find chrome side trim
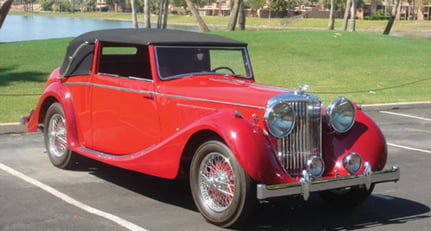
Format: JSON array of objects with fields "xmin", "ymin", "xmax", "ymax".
[
  {"xmin": 65, "ymin": 82, "xmax": 265, "ymax": 109},
  {"xmin": 78, "ymin": 146, "xmax": 155, "ymax": 159},
  {"xmin": 257, "ymin": 164, "xmax": 400, "ymax": 200}
]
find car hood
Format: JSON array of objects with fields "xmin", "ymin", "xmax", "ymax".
[{"xmin": 158, "ymin": 75, "xmax": 291, "ymax": 109}]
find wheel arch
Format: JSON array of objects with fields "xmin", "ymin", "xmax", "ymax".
[
  {"xmin": 35, "ymin": 84, "xmax": 81, "ymax": 151},
  {"xmin": 178, "ymin": 110, "xmax": 292, "ymax": 185},
  {"xmin": 180, "ymin": 129, "xmax": 223, "ymax": 176},
  {"xmin": 37, "ymin": 96, "xmax": 59, "ymax": 129}
]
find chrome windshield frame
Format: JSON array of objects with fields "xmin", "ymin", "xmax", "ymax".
[{"xmin": 154, "ymin": 45, "xmax": 254, "ymax": 80}]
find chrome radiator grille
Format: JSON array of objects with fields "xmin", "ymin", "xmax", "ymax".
[{"xmin": 276, "ymin": 100, "xmax": 322, "ymax": 177}]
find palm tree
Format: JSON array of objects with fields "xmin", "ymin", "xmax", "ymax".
[
  {"xmin": 144, "ymin": 0, "xmax": 151, "ymax": 28},
  {"xmin": 131, "ymin": 0, "xmax": 138, "ymax": 28},
  {"xmin": 0, "ymin": 0, "xmax": 14, "ymax": 30},
  {"xmin": 328, "ymin": 0, "xmax": 336, "ymax": 30},
  {"xmin": 227, "ymin": 0, "xmax": 241, "ymax": 31},
  {"xmin": 184, "ymin": 0, "xmax": 209, "ymax": 32},
  {"xmin": 349, "ymin": 0, "xmax": 358, "ymax": 31},
  {"xmin": 383, "ymin": 0, "xmax": 401, "ymax": 35},
  {"xmin": 342, "ymin": 0, "xmax": 352, "ymax": 31}
]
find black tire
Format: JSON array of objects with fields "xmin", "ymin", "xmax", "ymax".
[
  {"xmin": 44, "ymin": 103, "xmax": 77, "ymax": 169},
  {"xmin": 319, "ymin": 184, "xmax": 375, "ymax": 208},
  {"xmin": 190, "ymin": 140, "xmax": 255, "ymax": 227}
]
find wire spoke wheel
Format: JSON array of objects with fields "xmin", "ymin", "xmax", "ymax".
[
  {"xmin": 47, "ymin": 113, "xmax": 67, "ymax": 158},
  {"xmin": 199, "ymin": 152, "xmax": 235, "ymax": 212},
  {"xmin": 44, "ymin": 103, "xmax": 76, "ymax": 169},
  {"xmin": 190, "ymin": 140, "xmax": 255, "ymax": 227}
]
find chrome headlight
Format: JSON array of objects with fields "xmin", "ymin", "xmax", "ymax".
[
  {"xmin": 307, "ymin": 156, "xmax": 325, "ymax": 178},
  {"xmin": 325, "ymin": 96, "xmax": 356, "ymax": 133},
  {"xmin": 264, "ymin": 102, "xmax": 295, "ymax": 138},
  {"xmin": 343, "ymin": 152, "xmax": 362, "ymax": 174}
]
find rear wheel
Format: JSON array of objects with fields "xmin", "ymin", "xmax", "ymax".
[
  {"xmin": 319, "ymin": 184, "xmax": 375, "ymax": 208},
  {"xmin": 44, "ymin": 103, "xmax": 77, "ymax": 169},
  {"xmin": 190, "ymin": 140, "xmax": 255, "ymax": 227}
]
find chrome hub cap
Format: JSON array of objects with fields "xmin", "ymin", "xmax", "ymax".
[
  {"xmin": 199, "ymin": 152, "xmax": 235, "ymax": 212},
  {"xmin": 48, "ymin": 113, "xmax": 67, "ymax": 158}
]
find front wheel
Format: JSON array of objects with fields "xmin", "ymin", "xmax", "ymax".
[
  {"xmin": 44, "ymin": 103, "xmax": 77, "ymax": 169},
  {"xmin": 319, "ymin": 184, "xmax": 375, "ymax": 208},
  {"xmin": 190, "ymin": 140, "xmax": 255, "ymax": 227}
]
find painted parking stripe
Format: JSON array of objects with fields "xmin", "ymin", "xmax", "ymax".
[
  {"xmin": 380, "ymin": 111, "xmax": 431, "ymax": 122},
  {"xmin": 373, "ymin": 194, "xmax": 395, "ymax": 200},
  {"xmin": 0, "ymin": 162, "xmax": 148, "ymax": 231},
  {"xmin": 388, "ymin": 143, "xmax": 431, "ymax": 154}
]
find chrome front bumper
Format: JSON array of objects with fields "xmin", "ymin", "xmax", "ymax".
[{"xmin": 257, "ymin": 163, "xmax": 400, "ymax": 200}]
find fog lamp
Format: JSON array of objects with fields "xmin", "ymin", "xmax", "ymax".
[
  {"xmin": 306, "ymin": 156, "xmax": 325, "ymax": 178},
  {"xmin": 343, "ymin": 152, "xmax": 362, "ymax": 174}
]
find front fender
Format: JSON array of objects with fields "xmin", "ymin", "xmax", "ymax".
[
  {"xmin": 28, "ymin": 80, "xmax": 80, "ymax": 151},
  {"xmin": 193, "ymin": 109, "xmax": 294, "ymax": 185},
  {"xmin": 323, "ymin": 108, "xmax": 388, "ymax": 176}
]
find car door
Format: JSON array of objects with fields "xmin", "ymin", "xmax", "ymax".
[{"xmin": 88, "ymin": 43, "xmax": 160, "ymax": 155}]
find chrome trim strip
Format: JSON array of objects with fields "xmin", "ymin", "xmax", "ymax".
[
  {"xmin": 257, "ymin": 165, "xmax": 400, "ymax": 200},
  {"xmin": 158, "ymin": 92, "xmax": 265, "ymax": 109},
  {"xmin": 60, "ymin": 41, "xmax": 91, "ymax": 79},
  {"xmin": 78, "ymin": 146, "xmax": 155, "ymax": 158},
  {"xmin": 65, "ymin": 82, "xmax": 265, "ymax": 109}
]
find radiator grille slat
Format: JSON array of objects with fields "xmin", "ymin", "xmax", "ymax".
[{"xmin": 277, "ymin": 100, "xmax": 322, "ymax": 177}]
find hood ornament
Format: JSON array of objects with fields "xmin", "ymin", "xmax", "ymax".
[{"xmin": 295, "ymin": 85, "xmax": 310, "ymax": 95}]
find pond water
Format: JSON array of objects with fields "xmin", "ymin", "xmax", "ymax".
[
  {"xmin": 1, "ymin": 15, "xmax": 430, "ymax": 42},
  {"xmin": 0, "ymin": 15, "xmax": 198, "ymax": 43}
]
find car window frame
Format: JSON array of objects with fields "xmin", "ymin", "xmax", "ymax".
[{"xmin": 154, "ymin": 45, "xmax": 254, "ymax": 81}]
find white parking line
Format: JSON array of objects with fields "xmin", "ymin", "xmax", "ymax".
[
  {"xmin": 388, "ymin": 143, "xmax": 431, "ymax": 154},
  {"xmin": 373, "ymin": 194, "xmax": 395, "ymax": 200},
  {"xmin": 0, "ymin": 162, "xmax": 148, "ymax": 231},
  {"xmin": 380, "ymin": 111, "xmax": 431, "ymax": 122}
]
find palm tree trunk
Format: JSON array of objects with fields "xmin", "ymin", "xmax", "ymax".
[
  {"xmin": 342, "ymin": 0, "xmax": 352, "ymax": 31},
  {"xmin": 349, "ymin": 0, "xmax": 357, "ymax": 32},
  {"xmin": 0, "ymin": 0, "xmax": 14, "ymax": 30},
  {"xmin": 383, "ymin": 0, "xmax": 401, "ymax": 35},
  {"xmin": 163, "ymin": 0, "xmax": 169, "ymax": 29},
  {"xmin": 238, "ymin": 0, "xmax": 245, "ymax": 30},
  {"xmin": 227, "ymin": 0, "xmax": 240, "ymax": 31},
  {"xmin": 144, "ymin": 0, "xmax": 151, "ymax": 28},
  {"xmin": 131, "ymin": 0, "xmax": 138, "ymax": 28},
  {"xmin": 328, "ymin": 0, "xmax": 336, "ymax": 30},
  {"xmin": 184, "ymin": 0, "xmax": 209, "ymax": 32}
]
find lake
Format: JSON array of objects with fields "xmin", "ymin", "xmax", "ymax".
[
  {"xmin": 0, "ymin": 15, "xmax": 198, "ymax": 43},
  {"xmin": 1, "ymin": 15, "xmax": 430, "ymax": 42}
]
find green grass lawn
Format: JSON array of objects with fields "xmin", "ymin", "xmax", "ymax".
[{"xmin": 1, "ymin": 30, "xmax": 430, "ymax": 123}]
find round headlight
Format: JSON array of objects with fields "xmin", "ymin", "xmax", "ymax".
[
  {"xmin": 264, "ymin": 102, "xmax": 295, "ymax": 138},
  {"xmin": 307, "ymin": 156, "xmax": 325, "ymax": 178},
  {"xmin": 325, "ymin": 96, "xmax": 356, "ymax": 133},
  {"xmin": 343, "ymin": 152, "xmax": 362, "ymax": 174}
]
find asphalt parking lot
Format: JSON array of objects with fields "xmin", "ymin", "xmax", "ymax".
[{"xmin": 0, "ymin": 105, "xmax": 430, "ymax": 231}]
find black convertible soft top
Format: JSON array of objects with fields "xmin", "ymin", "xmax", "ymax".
[
  {"xmin": 60, "ymin": 28, "xmax": 247, "ymax": 77},
  {"xmin": 70, "ymin": 28, "xmax": 247, "ymax": 46}
]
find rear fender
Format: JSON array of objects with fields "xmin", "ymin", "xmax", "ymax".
[{"xmin": 29, "ymin": 81, "xmax": 80, "ymax": 150}]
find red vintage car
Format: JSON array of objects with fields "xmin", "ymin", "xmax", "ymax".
[{"xmin": 25, "ymin": 28, "xmax": 400, "ymax": 227}]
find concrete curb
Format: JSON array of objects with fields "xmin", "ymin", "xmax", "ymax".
[
  {"xmin": 361, "ymin": 101, "xmax": 431, "ymax": 111},
  {"xmin": 0, "ymin": 123, "xmax": 28, "ymax": 135},
  {"xmin": 1, "ymin": 101, "xmax": 430, "ymax": 135}
]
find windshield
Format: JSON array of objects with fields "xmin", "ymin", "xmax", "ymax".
[{"xmin": 155, "ymin": 46, "xmax": 253, "ymax": 79}]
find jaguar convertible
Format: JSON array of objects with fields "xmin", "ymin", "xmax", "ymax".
[{"xmin": 25, "ymin": 28, "xmax": 400, "ymax": 227}]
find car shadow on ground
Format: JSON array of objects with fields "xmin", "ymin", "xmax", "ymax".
[{"xmin": 74, "ymin": 157, "xmax": 430, "ymax": 231}]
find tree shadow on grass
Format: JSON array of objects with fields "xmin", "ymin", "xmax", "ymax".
[
  {"xmin": 72, "ymin": 157, "xmax": 430, "ymax": 230},
  {"xmin": 0, "ymin": 66, "xmax": 47, "ymax": 87}
]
